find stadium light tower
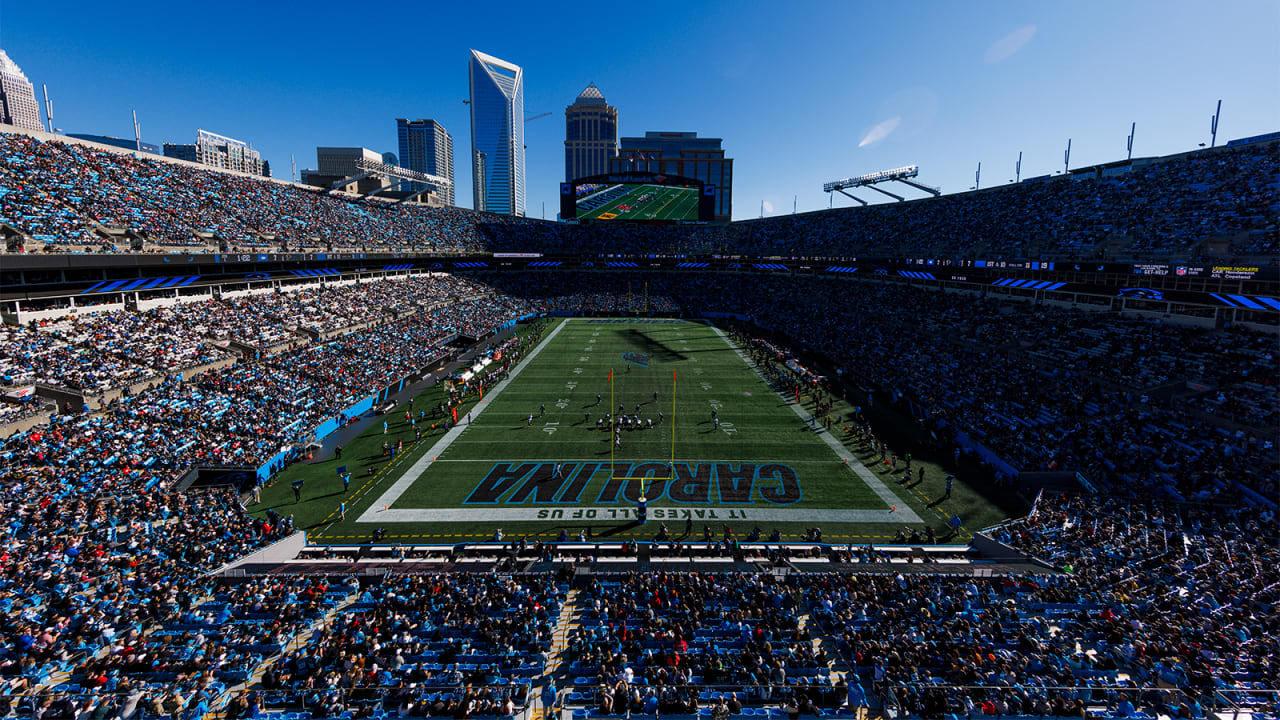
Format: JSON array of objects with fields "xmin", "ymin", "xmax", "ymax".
[
  {"xmin": 823, "ymin": 164, "xmax": 939, "ymax": 206},
  {"xmin": 1064, "ymin": 138, "xmax": 1072, "ymax": 175},
  {"xmin": 1127, "ymin": 122, "xmax": 1136, "ymax": 160},
  {"xmin": 1015, "ymin": 151, "xmax": 1022, "ymax": 183}
]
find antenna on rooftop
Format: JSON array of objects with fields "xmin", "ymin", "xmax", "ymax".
[
  {"xmin": 1210, "ymin": 100, "xmax": 1222, "ymax": 148},
  {"xmin": 42, "ymin": 84, "xmax": 53, "ymax": 133}
]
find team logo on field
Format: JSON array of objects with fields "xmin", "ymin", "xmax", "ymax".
[
  {"xmin": 622, "ymin": 352, "xmax": 651, "ymax": 367},
  {"xmin": 463, "ymin": 462, "xmax": 802, "ymax": 506}
]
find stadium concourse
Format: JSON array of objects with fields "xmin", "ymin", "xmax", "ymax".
[{"xmin": 0, "ymin": 127, "xmax": 1277, "ymax": 718}]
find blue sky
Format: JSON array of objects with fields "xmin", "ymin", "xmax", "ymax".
[{"xmin": 2, "ymin": 0, "xmax": 1277, "ymax": 220}]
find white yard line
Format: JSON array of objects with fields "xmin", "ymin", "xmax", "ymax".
[
  {"xmin": 707, "ymin": 323, "xmax": 923, "ymax": 524},
  {"xmin": 357, "ymin": 319, "xmax": 568, "ymax": 522}
]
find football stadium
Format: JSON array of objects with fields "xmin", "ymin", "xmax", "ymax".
[{"xmin": 0, "ymin": 4, "xmax": 1278, "ymax": 719}]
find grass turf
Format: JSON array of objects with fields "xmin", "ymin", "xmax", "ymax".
[
  {"xmin": 250, "ymin": 318, "xmax": 1012, "ymax": 544},
  {"xmin": 579, "ymin": 185, "xmax": 699, "ymax": 221}
]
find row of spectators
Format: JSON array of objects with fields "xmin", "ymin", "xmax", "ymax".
[{"xmin": 4, "ymin": 130, "xmax": 1275, "ymax": 260}]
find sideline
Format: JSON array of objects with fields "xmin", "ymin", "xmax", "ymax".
[
  {"xmin": 357, "ymin": 319, "xmax": 569, "ymax": 522},
  {"xmin": 707, "ymin": 323, "xmax": 923, "ymax": 524}
]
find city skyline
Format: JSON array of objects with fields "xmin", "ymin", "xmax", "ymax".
[{"xmin": 1, "ymin": 0, "xmax": 1278, "ymax": 220}]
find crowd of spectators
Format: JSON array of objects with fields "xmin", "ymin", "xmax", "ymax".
[
  {"xmin": 0, "ymin": 324, "xmax": 156, "ymax": 392},
  {"xmin": 724, "ymin": 140, "xmax": 1279, "ymax": 261},
  {"xmin": 5, "ymin": 130, "xmax": 1275, "ymax": 261},
  {"xmin": 540, "ymin": 483, "xmax": 1278, "ymax": 720},
  {"xmin": 0, "ymin": 132, "xmax": 537, "ymax": 252},
  {"xmin": 0, "ymin": 264, "xmax": 1277, "ymax": 718},
  {"xmin": 0, "ymin": 486, "xmax": 295, "ymax": 701},
  {"xmin": 0, "ymin": 485, "xmax": 1274, "ymax": 719},
  {"xmin": 0, "ymin": 273, "xmax": 544, "ymax": 713},
  {"xmin": 0, "ymin": 275, "xmax": 524, "ymax": 396},
  {"xmin": 257, "ymin": 574, "xmax": 560, "ymax": 712}
]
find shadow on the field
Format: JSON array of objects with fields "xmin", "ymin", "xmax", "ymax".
[{"xmin": 625, "ymin": 329, "xmax": 690, "ymax": 362}]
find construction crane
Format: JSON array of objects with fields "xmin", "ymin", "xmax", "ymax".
[{"xmin": 522, "ymin": 112, "xmax": 551, "ymax": 149}]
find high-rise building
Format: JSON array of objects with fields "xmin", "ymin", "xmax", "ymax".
[
  {"xmin": 0, "ymin": 50, "xmax": 42, "ymax": 132},
  {"xmin": 564, "ymin": 83, "xmax": 617, "ymax": 182},
  {"xmin": 164, "ymin": 129, "xmax": 267, "ymax": 176},
  {"xmin": 609, "ymin": 131, "xmax": 734, "ymax": 220},
  {"xmin": 468, "ymin": 49, "xmax": 524, "ymax": 216},
  {"xmin": 396, "ymin": 119, "xmax": 454, "ymax": 205},
  {"xmin": 300, "ymin": 147, "xmax": 387, "ymax": 194}
]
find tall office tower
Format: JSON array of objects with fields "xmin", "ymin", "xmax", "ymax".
[
  {"xmin": 396, "ymin": 118, "xmax": 454, "ymax": 205},
  {"xmin": 564, "ymin": 82, "xmax": 617, "ymax": 182},
  {"xmin": 0, "ymin": 50, "xmax": 42, "ymax": 132},
  {"xmin": 610, "ymin": 131, "xmax": 734, "ymax": 220},
  {"xmin": 468, "ymin": 49, "xmax": 524, "ymax": 216}
]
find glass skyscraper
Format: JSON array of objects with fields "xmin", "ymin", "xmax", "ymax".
[
  {"xmin": 468, "ymin": 50, "xmax": 524, "ymax": 216},
  {"xmin": 397, "ymin": 119, "xmax": 455, "ymax": 205}
]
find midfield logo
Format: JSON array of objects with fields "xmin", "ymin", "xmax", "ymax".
[
  {"xmin": 622, "ymin": 352, "xmax": 651, "ymax": 367},
  {"xmin": 463, "ymin": 462, "xmax": 802, "ymax": 506}
]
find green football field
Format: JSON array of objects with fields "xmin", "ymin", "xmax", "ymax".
[
  {"xmin": 251, "ymin": 318, "xmax": 1012, "ymax": 545},
  {"xmin": 579, "ymin": 184, "xmax": 700, "ymax": 221}
]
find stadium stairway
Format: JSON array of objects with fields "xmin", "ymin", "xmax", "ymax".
[
  {"xmin": 529, "ymin": 589, "xmax": 583, "ymax": 720},
  {"xmin": 799, "ymin": 611, "xmax": 882, "ymax": 718},
  {"xmin": 548, "ymin": 588, "xmax": 582, "ymax": 677}
]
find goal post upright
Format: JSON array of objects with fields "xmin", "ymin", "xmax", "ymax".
[
  {"xmin": 609, "ymin": 367, "xmax": 614, "ymax": 472},
  {"xmin": 670, "ymin": 368, "xmax": 677, "ymax": 470}
]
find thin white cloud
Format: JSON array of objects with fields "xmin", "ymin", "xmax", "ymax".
[
  {"xmin": 985, "ymin": 25, "xmax": 1037, "ymax": 64},
  {"xmin": 858, "ymin": 116, "xmax": 901, "ymax": 147}
]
